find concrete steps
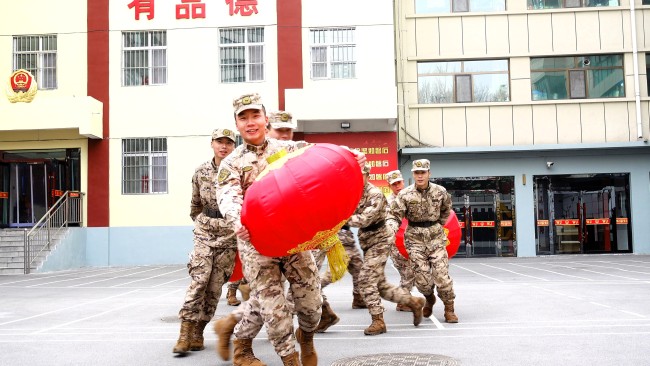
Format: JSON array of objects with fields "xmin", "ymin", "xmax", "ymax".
[{"xmin": 0, "ymin": 228, "xmax": 65, "ymax": 275}]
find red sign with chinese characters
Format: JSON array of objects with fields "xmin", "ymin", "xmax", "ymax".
[
  {"xmin": 176, "ymin": 0, "xmax": 205, "ymax": 19},
  {"xmin": 0, "ymin": 192, "xmax": 8, "ymax": 199},
  {"xmin": 226, "ymin": 0, "xmax": 258, "ymax": 16},
  {"xmin": 471, "ymin": 221, "xmax": 495, "ymax": 228},
  {"xmin": 586, "ymin": 218, "xmax": 610, "ymax": 225},
  {"xmin": 128, "ymin": 0, "xmax": 155, "ymax": 20},
  {"xmin": 500, "ymin": 220, "xmax": 513, "ymax": 227},
  {"xmin": 304, "ymin": 132, "xmax": 398, "ymax": 196},
  {"xmin": 616, "ymin": 217, "xmax": 628, "ymax": 224},
  {"xmin": 537, "ymin": 220, "xmax": 549, "ymax": 227},
  {"xmin": 554, "ymin": 219, "xmax": 579, "ymax": 226}
]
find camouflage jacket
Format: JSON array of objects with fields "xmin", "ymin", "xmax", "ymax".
[
  {"xmin": 387, "ymin": 183, "xmax": 452, "ymax": 233},
  {"xmin": 216, "ymin": 138, "xmax": 308, "ymax": 226},
  {"xmin": 190, "ymin": 158, "xmax": 236, "ymax": 248},
  {"xmin": 348, "ymin": 181, "xmax": 388, "ymax": 232}
]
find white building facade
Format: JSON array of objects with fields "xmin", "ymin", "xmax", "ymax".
[
  {"xmin": 1, "ymin": 0, "xmax": 398, "ymax": 268},
  {"xmin": 395, "ymin": 0, "xmax": 650, "ymax": 257}
]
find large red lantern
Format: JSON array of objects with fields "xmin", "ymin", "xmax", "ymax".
[
  {"xmin": 395, "ymin": 210, "xmax": 462, "ymax": 259},
  {"xmin": 241, "ymin": 143, "xmax": 364, "ymax": 280},
  {"xmin": 228, "ymin": 251, "xmax": 243, "ymax": 282}
]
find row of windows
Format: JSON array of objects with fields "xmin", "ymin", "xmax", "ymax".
[
  {"xmin": 12, "ymin": 27, "xmax": 357, "ymax": 89},
  {"xmin": 415, "ymin": 0, "xmax": 621, "ymax": 13},
  {"xmin": 417, "ymin": 54, "xmax": 627, "ymax": 104}
]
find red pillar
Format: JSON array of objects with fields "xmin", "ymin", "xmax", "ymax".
[{"xmin": 277, "ymin": 0, "xmax": 303, "ymax": 110}]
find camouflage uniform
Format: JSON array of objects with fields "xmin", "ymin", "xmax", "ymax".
[
  {"xmin": 387, "ymin": 192, "xmax": 415, "ymax": 292},
  {"xmin": 348, "ymin": 180, "xmax": 415, "ymax": 316},
  {"xmin": 179, "ymin": 156, "xmax": 237, "ymax": 323},
  {"xmin": 217, "ymin": 137, "xmax": 321, "ymax": 357},
  {"xmin": 316, "ymin": 227, "xmax": 363, "ymax": 296},
  {"xmin": 387, "ymin": 163, "xmax": 456, "ymax": 304}
]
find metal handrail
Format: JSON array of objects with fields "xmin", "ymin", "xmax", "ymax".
[{"xmin": 23, "ymin": 191, "xmax": 84, "ymax": 274}]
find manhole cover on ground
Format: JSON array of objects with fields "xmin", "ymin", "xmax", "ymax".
[{"xmin": 331, "ymin": 353, "xmax": 460, "ymax": 366}]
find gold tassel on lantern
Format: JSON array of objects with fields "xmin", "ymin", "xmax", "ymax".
[{"xmin": 287, "ymin": 219, "xmax": 350, "ymax": 282}]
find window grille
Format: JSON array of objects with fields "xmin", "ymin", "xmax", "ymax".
[
  {"xmin": 219, "ymin": 27, "xmax": 265, "ymax": 83},
  {"xmin": 13, "ymin": 35, "xmax": 57, "ymax": 89},
  {"xmin": 309, "ymin": 28, "xmax": 356, "ymax": 79},
  {"xmin": 122, "ymin": 30, "xmax": 167, "ymax": 86},
  {"xmin": 122, "ymin": 138, "xmax": 168, "ymax": 194}
]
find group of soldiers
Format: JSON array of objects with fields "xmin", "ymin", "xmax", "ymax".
[{"xmin": 173, "ymin": 93, "xmax": 458, "ymax": 366}]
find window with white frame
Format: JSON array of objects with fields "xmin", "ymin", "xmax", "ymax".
[
  {"xmin": 417, "ymin": 60, "xmax": 510, "ymax": 103},
  {"xmin": 528, "ymin": 0, "xmax": 617, "ymax": 9},
  {"xmin": 122, "ymin": 30, "xmax": 167, "ymax": 87},
  {"xmin": 219, "ymin": 27, "xmax": 264, "ymax": 83},
  {"xmin": 310, "ymin": 28, "xmax": 356, "ymax": 79},
  {"xmin": 13, "ymin": 35, "xmax": 57, "ymax": 89},
  {"xmin": 416, "ymin": 0, "xmax": 506, "ymax": 13},
  {"xmin": 122, "ymin": 138, "xmax": 168, "ymax": 194}
]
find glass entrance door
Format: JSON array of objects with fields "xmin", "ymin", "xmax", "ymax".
[
  {"xmin": 535, "ymin": 174, "xmax": 632, "ymax": 255},
  {"xmin": 0, "ymin": 164, "xmax": 9, "ymax": 227},
  {"xmin": 9, "ymin": 163, "xmax": 48, "ymax": 227}
]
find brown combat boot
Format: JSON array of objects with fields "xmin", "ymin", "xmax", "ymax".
[
  {"xmin": 239, "ymin": 283, "xmax": 251, "ymax": 301},
  {"xmin": 352, "ymin": 292, "xmax": 367, "ymax": 309},
  {"xmin": 315, "ymin": 300, "xmax": 340, "ymax": 333},
  {"xmin": 363, "ymin": 313, "xmax": 387, "ymax": 335},
  {"xmin": 295, "ymin": 328, "xmax": 318, "ymax": 366},
  {"xmin": 214, "ymin": 314, "xmax": 238, "ymax": 360},
  {"xmin": 395, "ymin": 303, "xmax": 412, "ymax": 312},
  {"xmin": 189, "ymin": 320, "xmax": 208, "ymax": 351},
  {"xmin": 423, "ymin": 294, "xmax": 436, "ymax": 318},
  {"xmin": 227, "ymin": 287, "xmax": 241, "ymax": 306},
  {"xmin": 281, "ymin": 352, "xmax": 300, "ymax": 366},
  {"xmin": 173, "ymin": 320, "xmax": 195, "ymax": 354},
  {"xmin": 233, "ymin": 338, "xmax": 266, "ymax": 366},
  {"xmin": 408, "ymin": 297, "xmax": 425, "ymax": 326},
  {"xmin": 444, "ymin": 301, "xmax": 459, "ymax": 323}
]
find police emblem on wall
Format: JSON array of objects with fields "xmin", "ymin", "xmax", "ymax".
[{"xmin": 6, "ymin": 69, "xmax": 38, "ymax": 103}]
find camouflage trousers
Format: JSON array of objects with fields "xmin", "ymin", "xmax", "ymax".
[
  {"xmin": 358, "ymin": 227, "xmax": 414, "ymax": 316},
  {"xmin": 178, "ymin": 240, "xmax": 237, "ymax": 322},
  {"xmin": 389, "ymin": 244, "xmax": 414, "ymax": 291},
  {"xmin": 228, "ymin": 278, "xmax": 247, "ymax": 290},
  {"xmin": 233, "ymin": 239, "xmax": 322, "ymax": 357},
  {"xmin": 316, "ymin": 228, "xmax": 364, "ymax": 298},
  {"xmin": 405, "ymin": 225, "xmax": 455, "ymax": 303}
]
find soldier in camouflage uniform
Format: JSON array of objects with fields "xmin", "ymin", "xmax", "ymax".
[
  {"xmin": 387, "ymin": 159, "xmax": 459, "ymax": 323},
  {"xmin": 173, "ymin": 129, "xmax": 237, "ymax": 355},
  {"xmin": 348, "ymin": 164, "xmax": 425, "ymax": 336},
  {"xmin": 312, "ymin": 224, "xmax": 365, "ymax": 333},
  {"xmin": 215, "ymin": 93, "xmax": 367, "ymax": 366},
  {"xmin": 386, "ymin": 170, "xmax": 416, "ymax": 312},
  {"xmin": 267, "ymin": 110, "xmax": 296, "ymax": 141}
]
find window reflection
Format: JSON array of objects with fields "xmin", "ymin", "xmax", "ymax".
[{"xmin": 416, "ymin": 0, "xmax": 505, "ymax": 14}]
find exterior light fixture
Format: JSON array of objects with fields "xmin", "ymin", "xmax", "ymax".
[{"xmin": 340, "ymin": 122, "xmax": 351, "ymax": 129}]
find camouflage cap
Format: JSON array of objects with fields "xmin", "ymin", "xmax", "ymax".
[
  {"xmin": 233, "ymin": 93, "xmax": 264, "ymax": 115},
  {"xmin": 386, "ymin": 170, "xmax": 404, "ymax": 184},
  {"xmin": 411, "ymin": 159, "xmax": 430, "ymax": 172},
  {"xmin": 362, "ymin": 163, "xmax": 371, "ymax": 175},
  {"xmin": 268, "ymin": 111, "xmax": 296, "ymax": 130},
  {"xmin": 211, "ymin": 128, "xmax": 236, "ymax": 142}
]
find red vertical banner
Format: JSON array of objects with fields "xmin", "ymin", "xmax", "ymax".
[{"xmin": 304, "ymin": 132, "xmax": 398, "ymax": 196}]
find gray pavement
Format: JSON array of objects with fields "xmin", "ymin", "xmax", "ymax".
[{"xmin": 1, "ymin": 254, "xmax": 649, "ymax": 366}]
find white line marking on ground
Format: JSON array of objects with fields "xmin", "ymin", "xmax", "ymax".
[
  {"xmin": 0, "ymin": 268, "xmax": 114, "ymax": 286},
  {"xmin": 480, "ymin": 263, "xmax": 549, "ymax": 281},
  {"xmin": 452, "ymin": 264, "xmax": 504, "ymax": 282},
  {"xmin": 543, "ymin": 263, "xmax": 643, "ymax": 281},
  {"xmin": 110, "ymin": 267, "xmax": 186, "ymax": 288},
  {"xmin": 621, "ymin": 310, "xmax": 646, "ymax": 318},
  {"xmin": 32, "ymin": 288, "xmax": 183, "ymax": 334},
  {"xmin": 0, "ymin": 290, "xmax": 140, "ymax": 326},
  {"xmin": 25, "ymin": 267, "xmax": 135, "ymax": 287},
  {"xmin": 509, "ymin": 263, "xmax": 594, "ymax": 281},
  {"xmin": 589, "ymin": 302, "xmax": 611, "ymax": 308},
  {"xmin": 67, "ymin": 266, "xmax": 166, "ymax": 288}
]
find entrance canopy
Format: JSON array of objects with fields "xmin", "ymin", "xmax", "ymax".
[{"xmin": 0, "ymin": 96, "xmax": 103, "ymax": 139}]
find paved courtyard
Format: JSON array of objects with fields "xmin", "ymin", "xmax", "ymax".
[{"xmin": 1, "ymin": 254, "xmax": 649, "ymax": 365}]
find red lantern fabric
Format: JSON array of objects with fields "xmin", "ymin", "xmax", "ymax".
[
  {"xmin": 395, "ymin": 210, "xmax": 462, "ymax": 259},
  {"xmin": 228, "ymin": 251, "xmax": 243, "ymax": 282},
  {"xmin": 241, "ymin": 143, "xmax": 363, "ymax": 257}
]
